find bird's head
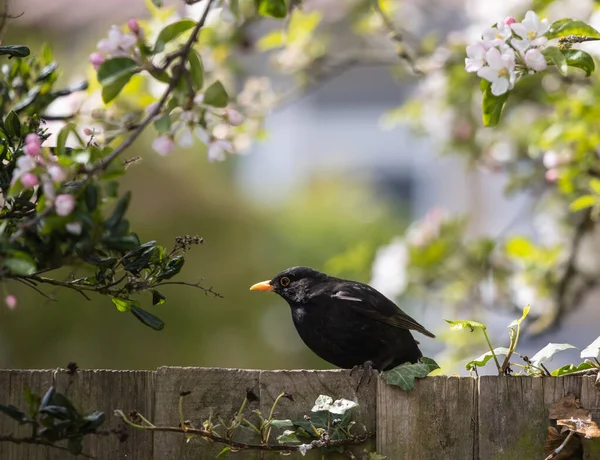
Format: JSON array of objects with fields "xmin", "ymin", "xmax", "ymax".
[{"xmin": 249, "ymin": 266, "xmax": 328, "ymax": 304}]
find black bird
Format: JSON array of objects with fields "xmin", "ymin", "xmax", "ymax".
[{"xmin": 250, "ymin": 266, "xmax": 435, "ymax": 373}]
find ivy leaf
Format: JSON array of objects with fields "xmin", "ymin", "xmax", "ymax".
[
  {"xmin": 153, "ymin": 19, "xmax": 196, "ymax": 54},
  {"xmin": 383, "ymin": 357, "xmax": 439, "ymax": 391},
  {"xmin": 465, "ymin": 347, "xmax": 511, "ymax": 371},
  {"xmin": 580, "ymin": 336, "xmax": 600, "ymax": 360},
  {"xmin": 130, "ymin": 305, "xmax": 165, "ymax": 331},
  {"xmin": 276, "ymin": 429, "xmax": 301, "ymax": 444},
  {"xmin": 257, "ymin": 0, "xmax": 287, "ymax": 18},
  {"xmin": 481, "ymin": 82, "xmax": 509, "ymax": 127},
  {"xmin": 545, "ymin": 19, "xmax": 600, "ymax": 39},
  {"xmin": 270, "ymin": 419, "xmax": 294, "ymax": 428},
  {"xmin": 543, "ymin": 46, "xmax": 568, "ymax": 76},
  {"xmin": 530, "ymin": 343, "xmax": 577, "ymax": 367},
  {"xmin": 552, "ymin": 362, "xmax": 595, "ymax": 376},
  {"xmin": 111, "ymin": 297, "xmax": 138, "ymax": 312},
  {"xmin": 329, "ymin": 398, "xmax": 358, "ymax": 415},
  {"xmin": 203, "ymin": 81, "xmax": 229, "ymax": 107},
  {"xmin": 188, "ymin": 50, "xmax": 204, "ymax": 91},
  {"xmin": 570, "ymin": 195, "xmax": 596, "ymax": 212},
  {"xmin": 562, "ymin": 49, "xmax": 595, "ymax": 76},
  {"xmin": 445, "ymin": 319, "xmax": 487, "ymax": 332}
]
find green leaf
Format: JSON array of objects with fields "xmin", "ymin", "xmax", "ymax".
[
  {"xmin": 67, "ymin": 437, "xmax": 83, "ymax": 455},
  {"xmin": 3, "ymin": 257, "xmax": 36, "ymax": 275},
  {"xmin": 105, "ymin": 191, "xmax": 131, "ymax": 231},
  {"xmin": 590, "ymin": 179, "xmax": 600, "ymax": 195},
  {"xmin": 530, "ymin": 343, "xmax": 577, "ymax": 367},
  {"xmin": 445, "ymin": 319, "xmax": 486, "ymax": 332},
  {"xmin": 329, "ymin": 398, "xmax": 358, "ymax": 415},
  {"xmin": 85, "ymin": 184, "xmax": 99, "ymax": 212},
  {"xmin": 276, "ymin": 429, "xmax": 301, "ymax": 444},
  {"xmin": 111, "ymin": 297, "xmax": 138, "ymax": 312},
  {"xmin": 508, "ymin": 305, "xmax": 530, "ymax": 328},
  {"xmin": 130, "ymin": 305, "xmax": 165, "ymax": 330},
  {"xmin": 152, "ymin": 0, "xmax": 163, "ymax": 6},
  {"xmin": 216, "ymin": 447, "xmax": 231, "ymax": 458},
  {"xmin": 188, "ymin": 50, "xmax": 204, "ymax": 91},
  {"xmin": 311, "ymin": 395, "xmax": 333, "ymax": 412},
  {"xmin": 505, "ymin": 236, "xmax": 535, "ymax": 259},
  {"xmin": 257, "ymin": 0, "xmax": 287, "ymax": 18},
  {"xmin": 153, "ymin": 19, "xmax": 196, "ymax": 54},
  {"xmin": 97, "ymin": 57, "xmax": 138, "ymax": 86},
  {"xmin": 0, "ymin": 45, "xmax": 30, "ymax": 57},
  {"xmin": 157, "ymin": 256, "xmax": 185, "ymax": 281},
  {"xmin": 580, "ymin": 336, "xmax": 600, "ymax": 360},
  {"xmin": 257, "ymin": 30, "xmax": 286, "ymax": 51},
  {"xmin": 271, "ymin": 419, "xmax": 294, "ymax": 429},
  {"xmin": 0, "ymin": 404, "xmax": 31, "ymax": 424},
  {"xmin": 101, "ymin": 75, "xmax": 134, "ymax": 104},
  {"xmin": 81, "ymin": 411, "xmax": 106, "ymax": 432},
  {"xmin": 151, "ymin": 290, "xmax": 166, "ymax": 306},
  {"xmin": 148, "ymin": 67, "xmax": 171, "ymax": 84},
  {"xmin": 562, "ymin": 49, "xmax": 595, "ymax": 76},
  {"xmin": 542, "ymin": 46, "xmax": 568, "ymax": 76},
  {"xmin": 153, "ymin": 113, "xmax": 172, "ymax": 134},
  {"xmin": 383, "ymin": 357, "xmax": 439, "ymax": 391},
  {"xmin": 545, "ymin": 19, "xmax": 600, "ymax": 39},
  {"xmin": 569, "ymin": 195, "xmax": 596, "ymax": 212},
  {"xmin": 203, "ymin": 81, "xmax": 229, "ymax": 107},
  {"xmin": 465, "ymin": 347, "xmax": 511, "ymax": 371},
  {"xmin": 103, "ymin": 235, "xmax": 140, "ymax": 252},
  {"xmin": 481, "ymin": 83, "xmax": 509, "ymax": 127},
  {"xmin": 552, "ymin": 362, "xmax": 595, "ymax": 376},
  {"xmin": 56, "ymin": 123, "xmax": 76, "ymax": 156},
  {"xmin": 5, "ymin": 111, "xmax": 21, "ymax": 138},
  {"xmin": 24, "ymin": 388, "xmax": 41, "ymax": 418}
]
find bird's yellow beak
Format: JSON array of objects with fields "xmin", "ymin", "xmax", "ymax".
[{"xmin": 249, "ymin": 280, "xmax": 273, "ymax": 291}]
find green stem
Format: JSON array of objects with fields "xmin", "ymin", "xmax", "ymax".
[
  {"xmin": 264, "ymin": 392, "xmax": 286, "ymax": 444},
  {"xmin": 481, "ymin": 328, "xmax": 501, "ymax": 373}
]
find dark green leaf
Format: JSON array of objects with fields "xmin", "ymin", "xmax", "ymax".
[
  {"xmin": 105, "ymin": 191, "xmax": 131, "ymax": 231},
  {"xmin": 152, "ymin": 0, "xmax": 163, "ymax": 6},
  {"xmin": 481, "ymin": 84, "xmax": 508, "ymax": 127},
  {"xmin": 149, "ymin": 67, "xmax": 171, "ymax": 84},
  {"xmin": 36, "ymin": 62, "xmax": 58, "ymax": 82},
  {"xmin": 40, "ymin": 386, "xmax": 55, "ymax": 410},
  {"xmin": 67, "ymin": 437, "xmax": 83, "ymax": 455},
  {"xmin": 546, "ymin": 19, "xmax": 600, "ymax": 39},
  {"xmin": 103, "ymin": 235, "xmax": 140, "ymax": 251},
  {"xmin": 5, "ymin": 111, "xmax": 21, "ymax": 138},
  {"xmin": 276, "ymin": 429, "xmax": 301, "ymax": 444},
  {"xmin": 562, "ymin": 49, "xmax": 595, "ymax": 76},
  {"xmin": 130, "ymin": 305, "xmax": 165, "ymax": 330},
  {"xmin": 97, "ymin": 57, "xmax": 138, "ymax": 86},
  {"xmin": 85, "ymin": 184, "xmax": 99, "ymax": 212},
  {"xmin": 0, "ymin": 404, "xmax": 30, "ymax": 424},
  {"xmin": 0, "ymin": 45, "xmax": 30, "ymax": 57},
  {"xmin": 157, "ymin": 255, "xmax": 185, "ymax": 281},
  {"xmin": 257, "ymin": 0, "xmax": 287, "ymax": 18},
  {"xmin": 24, "ymin": 388, "xmax": 41, "ymax": 418},
  {"xmin": 111, "ymin": 297, "xmax": 138, "ymax": 312},
  {"xmin": 39, "ymin": 405, "xmax": 70, "ymax": 419},
  {"xmin": 188, "ymin": 50, "xmax": 204, "ymax": 91},
  {"xmin": 203, "ymin": 81, "xmax": 229, "ymax": 107},
  {"xmin": 101, "ymin": 74, "xmax": 134, "ymax": 104},
  {"xmin": 81, "ymin": 411, "xmax": 105, "ymax": 432},
  {"xmin": 152, "ymin": 290, "xmax": 166, "ymax": 306},
  {"xmin": 56, "ymin": 123, "xmax": 76, "ymax": 156},
  {"xmin": 383, "ymin": 357, "xmax": 439, "ymax": 391},
  {"xmin": 153, "ymin": 19, "xmax": 196, "ymax": 54},
  {"xmin": 3, "ymin": 257, "xmax": 36, "ymax": 275},
  {"xmin": 543, "ymin": 46, "xmax": 568, "ymax": 76}
]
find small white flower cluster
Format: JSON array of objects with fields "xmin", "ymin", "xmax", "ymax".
[
  {"xmin": 90, "ymin": 20, "xmax": 142, "ymax": 70},
  {"xmin": 465, "ymin": 11, "xmax": 550, "ymax": 96}
]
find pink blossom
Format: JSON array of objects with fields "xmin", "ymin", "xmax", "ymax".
[
  {"xmin": 48, "ymin": 165, "xmax": 66, "ymax": 182},
  {"xmin": 226, "ymin": 108, "xmax": 244, "ymax": 126},
  {"xmin": 21, "ymin": 172, "xmax": 39, "ymax": 188},
  {"xmin": 83, "ymin": 127, "xmax": 94, "ymax": 136},
  {"xmin": 89, "ymin": 52, "xmax": 105, "ymax": 70},
  {"xmin": 152, "ymin": 135, "xmax": 175, "ymax": 156},
  {"xmin": 545, "ymin": 169, "xmax": 559, "ymax": 182},
  {"xmin": 128, "ymin": 18, "xmax": 140, "ymax": 35},
  {"xmin": 504, "ymin": 17, "xmax": 516, "ymax": 26},
  {"xmin": 55, "ymin": 194, "xmax": 76, "ymax": 216},
  {"xmin": 23, "ymin": 133, "xmax": 42, "ymax": 156},
  {"xmin": 5, "ymin": 295, "xmax": 17, "ymax": 310}
]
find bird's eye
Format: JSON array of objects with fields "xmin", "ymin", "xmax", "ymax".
[{"xmin": 280, "ymin": 277, "xmax": 291, "ymax": 287}]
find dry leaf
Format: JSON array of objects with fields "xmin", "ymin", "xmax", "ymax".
[
  {"xmin": 557, "ymin": 418, "xmax": 600, "ymax": 439},
  {"xmin": 548, "ymin": 394, "xmax": 590, "ymax": 421},
  {"xmin": 544, "ymin": 426, "xmax": 583, "ymax": 459}
]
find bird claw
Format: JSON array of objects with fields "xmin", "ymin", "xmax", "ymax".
[{"xmin": 351, "ymin": 360, "xmax": 374, "ymax": 392}]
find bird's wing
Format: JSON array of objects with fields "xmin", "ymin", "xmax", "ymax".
[{"xmin": 327, "ymin": 283, "xmax": 436, "ymax": 338}]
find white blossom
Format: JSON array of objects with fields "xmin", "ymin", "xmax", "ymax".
[{"xmin": 477, "ymin": 47, "xmax": 516, "ymax": 96}]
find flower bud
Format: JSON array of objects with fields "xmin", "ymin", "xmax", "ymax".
[
  {"xmin": 21, "ymin": 172, "xmax": 39, "ymax": 188},
  {"xmin": 89, "ymin": 52, "xmax": 106, "ymax": 70},
  {"xmin": 55, "ymin": 194, "xmax": 76, "ymax": 216}
]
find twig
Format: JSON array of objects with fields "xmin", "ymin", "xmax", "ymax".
[
  {"xmin": 87, "ymin": 0, "xmax": 216, "ymax": 175},
  {"xmin": 544, "ymin": 430, "xmax": 576, "ymax": 460},
  {"xmin": 0, "ymin": 434, "xmax": 94, "ymax": 458},
  {"xmin": 370, "ymin": 0, "xmax": 421, "ymax": 75},
  {"xmin": 14, "ymin": 278, "xmax": 57, "ymax": 302}
]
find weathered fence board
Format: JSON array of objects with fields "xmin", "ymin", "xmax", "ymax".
[
  {"xmin": 2, "ymin": 369, "xmax": 600, "ymax": 460},
  {"xmin": 377, "ymin": 375, "xmax": 477, "ymax": 459}
]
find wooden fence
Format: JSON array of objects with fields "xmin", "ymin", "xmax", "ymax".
[{"xmin": 0, "ymin": 367, "xmax": 599, "ymax": 459}]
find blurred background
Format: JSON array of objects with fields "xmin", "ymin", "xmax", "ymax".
[{"xmin": 1, "ymin": 0, "xmax": 599, "ymax": 375}]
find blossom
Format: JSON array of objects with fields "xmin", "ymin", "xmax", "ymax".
[
  {"xmin": 23, "ymin": 133, "xmax": 42, "ymax": 157},
  {"xmin": 477, "ymin": 47, "xmax": 516, "ymax": 96},
  {"xmin": 524, "ymin": 48, "xmax": 547, "ymax": 72},
  {"xmin": 511, "ymin": 11, "xmax": 549, "ymax": 48},
  {"xmin": 21, "ymin": 172, "xmax": 39, "ymax": 188},
  {"xmin": 97, "ymin": 25, "xmax": 137, "ymax": 58},
  {"xmin": 225, "ymin": 108, "xmax": 244, "ymax": 127},
  {"xmin": 128, "ymin": 18, "xmax": 140, "ymax": 35},
  {"xmin": 152, "ymin": 135, "xmax": 175, "ymax": 156},
  {"xmin": 89, "ymin": 52, "xmax": 105, "ymax": 70},
  {"xmin": 5, "ymin": 295, "xmax": 17, "ymax": 310},
  {"xmin": 55, "ymin": 194, "xmax": 76, "ymax": 216},
  {"xmin": 465, "ymin": 42, "xmax": 487, "ymax": 72},
  {"xmin": 195, "ymin": 126, "xmax": 234, "ymax": 162},
  {"xmin": 482, "ymin": 23, "xmax": 513, "ymax": 46},
  {"xmin": 66, "ymin": 221, "xmax": 83, "ymax": 235},
  {"xmin": 48, "ymin": 165, "xmax": 66, "ymax": 182},
  {"xmin": 504, "ymin": 16, "xmax": 516, "ymax": 26}
]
